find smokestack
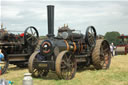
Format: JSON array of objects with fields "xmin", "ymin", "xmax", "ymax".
[{"xmin": 47, "ymin": 5, "xmax": 54, "ymax": 37}]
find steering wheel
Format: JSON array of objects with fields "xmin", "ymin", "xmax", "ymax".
[
  {"xmin": 24, "ymin": 26, "xmax": 39, "ymax": 46},
  {"xmin": 85, "ymin": 26, "xmax": 97, "ymax": 47}
]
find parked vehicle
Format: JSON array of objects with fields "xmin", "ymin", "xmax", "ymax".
[
  {"xmin": 0, "ymin": 25, "xmax": 39, "ymax": 75},
  {"xmin": 28, "ymin": 5, "xmax": 111, "ymax": 80}
]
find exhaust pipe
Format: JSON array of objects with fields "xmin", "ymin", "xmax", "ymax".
[{"xmin": 47, "ymin": 5, "xmax": 54, "ymax": 37}]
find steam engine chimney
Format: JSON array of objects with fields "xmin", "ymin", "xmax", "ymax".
[{"xmin": 47, "ymin": 5, "xmax": 54, "ymax": 37}]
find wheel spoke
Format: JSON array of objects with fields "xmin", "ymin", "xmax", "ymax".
[
  {"xmin": 26, "ymin": 32, "xmax": 31, "ymax": 35},
  {"xmin": 61, "ymin": 67, "xmax": 67, "ymax": 78},
  {"xmin": 27, "ymin": 36, "xmax": 33, "ymax": 41},
  {"xmin": 61, "ymin": 65, "xmax": 67, "ymax": 69},
  {"xmin": 66, "ymin": 54, "xmax": 72, "ymax": 63},
  {"xmin": 88, "ymin": 35, "xmax": 94, "ymax": 45},
  {"xmin": 64, "ymin": 54, "xmax": 68, "ymax": 63},
  {"xmin": 34, "ymin": 37, "xmax": 39, "ymax": 41},
  {"xmin": 104, "ymin": 54, "xmax": 109, "ymax": 64},
  {"xmin": 33, "ymin": 69, "xmax": 38, "ymax": 73},
  {"xmin": 30, "ymin": 28, "xmax": 34, "ymax": 35},
  {"xmin": 33, "ymin": 32, "xmax": 37, "ymax": 36},
  {"xmin": 103, "ymin": 48, "xmax": 109, "ymax": 53}
]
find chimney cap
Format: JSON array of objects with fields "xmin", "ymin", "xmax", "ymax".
[{"xmin": 47, "ymin": 5, "xmax": 54, "ymax": 7}]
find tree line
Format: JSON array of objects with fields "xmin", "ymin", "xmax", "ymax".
[{"xmin": 104, "ymin": 31, "xmax": 126, "ymax": 46}]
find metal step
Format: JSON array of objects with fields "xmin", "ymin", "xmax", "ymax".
[
  {"xmin": 76, "ymin": 58, "xmax": 86, "ymax": 62},
  {"xmin": 8, "ymin": 54, "xmax": 29, "ymax": 61},
  {"xmin": 8, "ymin": 54, "xmax": 29, "ymax": 57},
  {"xmin": 75, "ymin": 54, "xmax": 88, "ymax": 58}
]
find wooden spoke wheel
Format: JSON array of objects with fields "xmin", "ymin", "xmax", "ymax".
[
  {"xmin": 28, "ymin": 51, "xmax": 48, "ymax": 78},
  {"xmin": 92, "ymin": 39, "xmax": 111, "ymax": 70},
  {"xmin": 56, "ymin": 51, "xmax": 77, "ymax": 80},
  {"xmin": 0, "ymin": 50, "xmax": 9, "ymax": 75},
  {"xmin": 24, "ymin": 26, "xmax": 39, "ymax": 46},
  {"xmin": 31, "ymin": 67, "xmax": 48, "ymax": 78},
  {"xmin": 85, "ymin": 26, "xmax": 97, "ymax": 47}
]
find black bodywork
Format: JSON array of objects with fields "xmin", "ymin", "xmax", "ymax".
[
  {"xmin": 28, "ymin": 5, "xmax": 111, "ymax": 80},
  {"xmin": 33, "ymin": 5, "xmax": 96, "ymax": 70}
]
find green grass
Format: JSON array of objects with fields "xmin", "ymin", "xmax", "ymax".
[{"xmin": 0, "ymin": 55, "xmax": 128, "ymax": 85}]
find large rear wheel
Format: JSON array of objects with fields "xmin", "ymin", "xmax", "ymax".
[
  {"xmin": 56, "ymin": 51, "xmax": 77, "ymax": 80},
  {"xmin": 92, "ymin": 39, "xmax": 111, "ymax": 70}
]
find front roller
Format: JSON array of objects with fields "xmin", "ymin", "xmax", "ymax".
[
  {"xmin": 56, "ymin": 51, "xmax": 77, "ymax": 80},
  {"xmin": 28, "ymin": 51, "xmax": 48, "ymax": 78},
  {"xmin": 92, "ymin": 39, "xmax": 111, "ymax": 70}
]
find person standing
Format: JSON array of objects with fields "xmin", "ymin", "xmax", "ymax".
[{"xmin": 110, "ymin": 43, "xmax": 115, "ymax": 56}]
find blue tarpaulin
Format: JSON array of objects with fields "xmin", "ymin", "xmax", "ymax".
[{"xmin": 0, "ymin": 53, "xmax": 4, "ymax": 61}]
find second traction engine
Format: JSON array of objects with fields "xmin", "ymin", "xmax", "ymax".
[
  {"xmin": 28, "ymin": 5, "xmax": 111, "ymax": 80},
  {"xmin": 0, "ymin": 25, "xmax": 39, "ymax": 75}
]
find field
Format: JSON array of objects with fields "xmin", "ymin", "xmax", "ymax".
[{"xmin": 0, "ymin": 55, "xmax": 128, "ymax": 85}]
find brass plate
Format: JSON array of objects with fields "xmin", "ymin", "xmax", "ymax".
[{"xmin": 38, "ymin": 64, "xmax": 48, "ymax": 68}]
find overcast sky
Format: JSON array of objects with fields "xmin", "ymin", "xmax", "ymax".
[{"xmin": 0, "ymin": 0, "xmax": 128, "ymax": 36}]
